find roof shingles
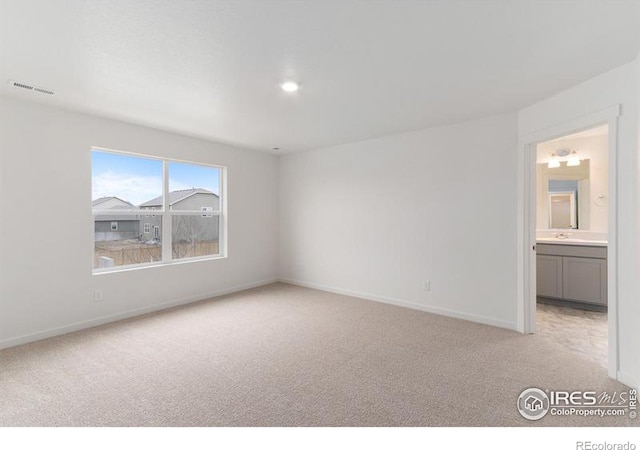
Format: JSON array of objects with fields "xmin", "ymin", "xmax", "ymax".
[{"xmin": 140, "ymin": 188, "xmax": 218, "ymax": 207}]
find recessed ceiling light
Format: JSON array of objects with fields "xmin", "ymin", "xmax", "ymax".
[{"xmin": 280, "ymin": 81, "xmax": 299, "ymax": 93}]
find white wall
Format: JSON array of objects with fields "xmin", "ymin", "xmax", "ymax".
[
  {"xmin": 519, "ymin": 58, "xmax": 640, "ymax": 387},
  {"xmin": 0, "ymin": 96, "xmax": 279, "ymax": 347},
  {"xmin": 279, "ymin": 113, "xmax": 519, "ymax": 329}
]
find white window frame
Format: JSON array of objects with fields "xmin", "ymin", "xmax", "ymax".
[
  {"xmin": 144, "ymin": 223, "xmax": 151, "ymax": 233},
  {"xmin": 110, "ymin": 221, "xmax": 118, "ymax": 231},
  {"xmin": 92, "ymin": 147, "xmax": 226, "ymax": 274}
]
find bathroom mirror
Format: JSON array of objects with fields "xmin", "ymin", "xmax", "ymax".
[{"xmin": 537, "ymin": 159, "xmax": 590, "ymax": 230}]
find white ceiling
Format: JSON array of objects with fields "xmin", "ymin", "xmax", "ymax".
[{"xmin": 1, "ymin": 1, "xmax": 639, "ymax": 153}]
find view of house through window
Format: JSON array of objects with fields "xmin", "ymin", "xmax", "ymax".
[{"xmin": 92, "ymin": 149, "xmax": 223, "ymax": 271}]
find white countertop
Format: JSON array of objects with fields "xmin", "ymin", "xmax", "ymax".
[{"xmin": 536, "ymin": 238, "xmax": 608, "ymax": 247}]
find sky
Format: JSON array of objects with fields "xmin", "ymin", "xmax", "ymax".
[{"xmin": 92, "ymin": 151, "xmax": 220, "ymax": 206}]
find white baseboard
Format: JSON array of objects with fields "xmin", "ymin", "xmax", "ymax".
[
  {"xmin": 617, "ymin": 371, "xmax": 639, "ymax": 390},
  {"xmin": 0, "ymin": 278, "xmax": 279, "ymax": 350},
  {"xmin": 279, "ymin": 277, "xmax": 517, "ymax": 331}
]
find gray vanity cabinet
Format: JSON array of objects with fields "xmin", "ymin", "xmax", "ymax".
[
  {"xmin": 536, "ymin": 255, "xmax": 563, "ymax": 298},
  {"xmin": 536, "ymin": 244, "xmax": 607, "ymax": 306},
  {"xmin": 562, "ymin": 257, "xmax": 607, "ymax": 305}
]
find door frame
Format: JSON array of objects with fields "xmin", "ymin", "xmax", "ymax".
[{"xmin": 517, "ymin": 105, "xmax": 620, "ymax": 380}]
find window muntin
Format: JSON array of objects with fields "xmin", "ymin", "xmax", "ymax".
[{"xmin": 92, "ymin": 149, "xmax": 224, "ymax": 272}]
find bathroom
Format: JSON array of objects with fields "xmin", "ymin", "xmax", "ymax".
[{"xmin": 535, "ymin": 124, "xmax": 609, "ymax": 368}]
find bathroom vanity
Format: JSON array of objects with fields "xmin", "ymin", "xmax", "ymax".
[{"xmin": 536, "ymin": 240, "xmax": 607, "ymax": 308}]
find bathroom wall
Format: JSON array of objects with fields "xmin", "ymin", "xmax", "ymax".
[{"xmin": 536, "ymin": 132, "xmax": 609, "ymax": 236}]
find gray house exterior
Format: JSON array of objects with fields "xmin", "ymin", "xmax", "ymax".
[
  {"xmin": 93, "ymin": 189, "xmax": 219, "ymax": 243},
  {"xmin": 139, "ymin": 188, "xmax": 220, "ymax": 242},
  {"xmin": 92, "ymin": 197, "xmax": 140, "ymax": 241}
]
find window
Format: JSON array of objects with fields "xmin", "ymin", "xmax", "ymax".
[
  {"xmin": 92, "ymin": 149, "xmax": 224, "ymax": 272},
  {"xmin": 169, "ymin": 161, "xmax": 222, "ymax": 260}
]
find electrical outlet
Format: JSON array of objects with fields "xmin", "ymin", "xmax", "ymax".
[
  {"xmin": 424, "ymin": 281, "xmax": 431, "ymax": 292},
  {"xmin": 93, "ymin": 289, "xmax": 103, "ymax": 302}
]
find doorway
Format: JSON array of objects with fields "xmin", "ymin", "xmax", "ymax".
[
  {"xmin": 534, "ymin": 124, "xmax": 609, "ymax": 369},
  {"xmin": 520, "ymin": 106, "xmax": 619, "ymax": 380}
]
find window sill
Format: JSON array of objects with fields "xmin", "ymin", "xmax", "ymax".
[{"xmin": 92, "ymin": 254, "xmax": 227, "ymax": 275}]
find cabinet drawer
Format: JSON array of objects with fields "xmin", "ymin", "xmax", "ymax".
[{"xmin": 536, "ymin": 243, "xmax": 606, "ymax": 259}]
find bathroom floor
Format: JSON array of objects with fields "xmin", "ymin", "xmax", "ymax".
[{"xmin": 536, "ymin": 302, "xmax": 608, "ymax": 369}]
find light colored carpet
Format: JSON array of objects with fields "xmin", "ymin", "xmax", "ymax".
[{"xmin": 0, "ymin": 283, "xmax": 634, "ymax": 427}]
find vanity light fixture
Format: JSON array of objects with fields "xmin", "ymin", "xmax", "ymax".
[
  {"xmin": 548, "ymin": 148, "xmax": 579, "ymax": 168},
  {"xmin": 567, "ymin": 151, "xmax": 581, "ymax": 167}
]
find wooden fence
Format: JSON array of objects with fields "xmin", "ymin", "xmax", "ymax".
[{"xmin": 94, "ymin": 240, "xmax": 219, "ymax": 268}]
